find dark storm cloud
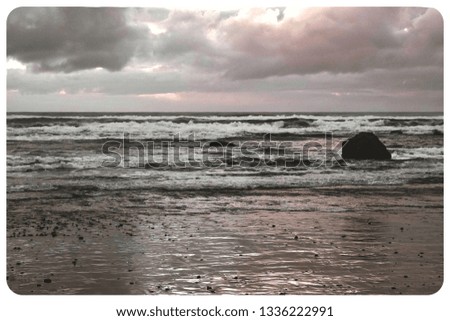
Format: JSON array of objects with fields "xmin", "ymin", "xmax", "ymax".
[
  {"xmin": 135, "ymin": 7, "xmax": 443, "ymax": 80},
  {"xmin": 219, "ymin": 7, "xmax": 443, "ymax": 79},
  {"xmin": 8, "ymin": 7, "xmax": 442, "ymax": 78},
  {"xmin": 7, "ymin": 7, "xmax": 149, "ymax": 72},
  {"xmin": 150, "ymin": 10, "xmax": 230, "ymax": 72}
]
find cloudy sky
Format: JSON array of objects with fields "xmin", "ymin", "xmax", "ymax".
[{"xmin": 7, "ymin": 7, "xmax": 443, "ymax": 112}]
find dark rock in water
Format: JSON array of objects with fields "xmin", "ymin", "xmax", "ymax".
[
  {"xmin": 43, "ymin": 278, "xmax": 52, "ymax": 283},
  {"xmin": 432, "ymin": 129, "xmax": 443, "ymax": 136},
  {"xmin": 390, "ymin": 130, "xmax": 403, "ymax": 134},
  {"xmin": 342, "ymin": 132, "xmax": 391, "ymax": 160}
]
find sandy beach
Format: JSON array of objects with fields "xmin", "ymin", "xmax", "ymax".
[{"xmin": 7, "ymin": 182, "xmax": 443, "ymax": 295}]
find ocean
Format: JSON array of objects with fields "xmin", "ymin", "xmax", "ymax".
[{"xmin": 6, "ymin": 112, "xmax": 443, "ymax": 294}]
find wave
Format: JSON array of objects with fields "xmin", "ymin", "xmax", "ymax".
[
  {"xmin": 7, "ymin": 155, "xmax": 101, "ymax": 172},
  {"xmin": 6, "ymin": 113, "xmax": 443, "ymax": 142},
  {"xmin": 7, "ymin": 143, "xmax": 443, "ymax": 175},
  {"xmin": 7, "ymin": 162, "xmax": 443, "ymax": 193},
  {"xmin": 391, "ymin": 147, "xmax": 443, "ymax": 160},
  {"xmin": 7, "ymin": 120, "xmax": 290, "ymax": 141}
]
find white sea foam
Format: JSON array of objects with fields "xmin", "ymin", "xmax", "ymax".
[
  {"xmin": 391, "ymin": 147, "xmax": 444, "ymax": 160},
  {"xmin": 7, "ymin": 120, "xmax": 291, "ymax": 141},
  {"xmin": 7, "ymin": 154, "xmax": 103, "ymax": 172},
  {"xmin": 7, "ymin": 115, "xmax": 444, "ymax": 141}
]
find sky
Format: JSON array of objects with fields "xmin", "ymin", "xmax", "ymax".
[{"xmin": 6, "ymin": 7, "xmax": 443, "ymax": 112}]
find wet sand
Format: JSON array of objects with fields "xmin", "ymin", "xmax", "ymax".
[{"xmin": 7, "ymin": 183, "xmax": 443, "ymax": 295}]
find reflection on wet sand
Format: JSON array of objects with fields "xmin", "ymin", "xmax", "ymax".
[{"xmin": 7, "ymin": 184, "xmax": 443, "ymax": 294}]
